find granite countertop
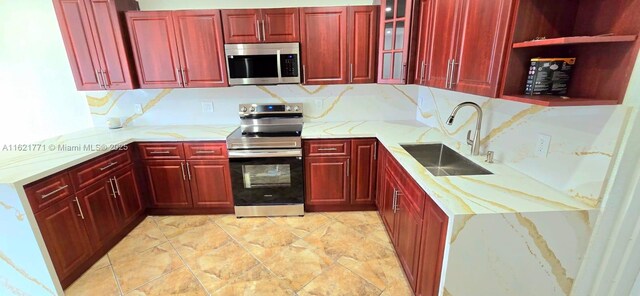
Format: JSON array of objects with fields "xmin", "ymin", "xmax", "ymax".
[{"xmin": 0, "ymin": 121, "xmax": 594, "ymax": 217}]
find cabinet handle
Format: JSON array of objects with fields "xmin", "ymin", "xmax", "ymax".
[
  {"xmin": 350, "ymin": 63, "xmax": 353, "ymax": 83},
  {"xmin": 302, "ymin": 65, "xmax": 307, "ymax": 84},
  {"xmin": 256, "ymin": 20, "xmax": 261, "ymax": 41},
  {"xmin": 195, "ymin": 150, "xmax": 217, "ymax": 154},
  {"xmin": 41, "ymin": 185, "xmax": 69, "ymax": 199},
  {"xmin": 392, "ymin": 188, "xmax": 398, "ymax": 213},
  {"xmin": 108, "ymin": 178, "xmax": 117, "ymax": 199},
  {"xmin": 100, "ymin": 70, "xmax": 109, "ymax": 88},
  {"xmin": 181, "ymin": 68, "xmax": 188, "ymax": 86},
  {"xmin": 450, "ymin": 59, "xmax": 458, "ymax": 88},
  {"xmin": 317, "ymin": 147, "xmax": 338, "ymax": 151},
  {"xmin": 186, "ymin": 162, "xmax": 192, "ymax": 180},
  {"xmin": 95, "ymin": 70, "xmax": 104, "ymax": 89},
  {"xmin": 180, "ymin": 162, "xmax": 186, "ymax": 180},
  {"xmin": 73, "ymin": 198, "xmax": 85, "ymax": 220},
  {"xmin": 261, "ymin": 20, "xmax": 266, "ymax": 41},
  {"xmin": 401, "ymin": 63, "xmax": 407, "ymax": 83},
  {"xmin": 149, "ymin": 150, "xmax": 171, "ymax": 154},
  {"xmin": 346, "ymin": 159, "xmax": 350, "ymax": 177},
  {"xmin": 113, "ymin": 177, "xmax": 121, "ymax": 197},
  {"xmin": 445, "ymin": 59, "xmax": 451, "ymax": 89},
  {"xmin": 176, "ymin": 67, "xmax": 183, "ymax": 87},
  {"xmin": 420, "ymin": 61, "xmax": 426, "ymax": 84},
  {"xmin": 99, "ymin": 161, "xmax": 118, "ymax": 171},
  {"xmin": 373, "ymin": 142, "xmax": 377, "ymax": 160}
]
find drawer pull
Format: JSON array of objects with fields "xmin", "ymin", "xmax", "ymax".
[
  {"xmin": 73, "ymin": 198, "xmax": 85, "ymax": 220},
  {"xmin": 41, "ymin": 185, "xmax": 69, "ymax": 199},
  {"xmin": 195, "ymin": 150, "xmax": 218, "ymax": 154},
  {"xmin": 99, "ymin": 161, "xmax": 118, "ymax": 171},
  {"xmin": 149, "ymin": 151, "xmax": 171, "ymax": 154},
  {"xmin": 317, "ymin": 148, "xmax": 338, "ymax": 151}
]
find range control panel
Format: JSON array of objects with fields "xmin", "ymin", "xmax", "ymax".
[{"xmin": 239, "ymin": 104, "xmax": 303, "ymax": 116}]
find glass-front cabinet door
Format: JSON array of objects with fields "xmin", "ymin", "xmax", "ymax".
[{"xmin": 378, "ymin": 0, "xmax": 414, "ymax": 84}]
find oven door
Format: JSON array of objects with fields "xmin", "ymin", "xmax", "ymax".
[{"xmin": 228, "ymin": 149, "xmax": 303, "ymax": 206}]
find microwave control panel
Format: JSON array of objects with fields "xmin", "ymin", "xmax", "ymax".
[{"xmin": 280, "ymin": 54, "xmax": 299, "ymax": 78}]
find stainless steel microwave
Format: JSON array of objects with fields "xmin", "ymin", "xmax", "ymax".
[{"xmin": 224, "ymin": 43, "xmax": 300, "ymax": 85}]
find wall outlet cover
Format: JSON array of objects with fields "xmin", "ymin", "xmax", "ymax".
[
  {"xmin": 201, "ymin": 101, "xmax": 214, "ymax": 113},
  {"xmin": 535, "ymin": 134, "xmax": 551, "ymax": 157},
  {"xmin": 134, "ymin": 104, "xmax": 143, "ymax": 115}
]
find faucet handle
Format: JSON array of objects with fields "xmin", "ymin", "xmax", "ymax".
[
  {"xmin": 485, "ymin": 151, "xmax": 494, "ymax": 163},
  {"xmin": 466, "ymin": 130, "xmax": 474, "ymax": 145}
]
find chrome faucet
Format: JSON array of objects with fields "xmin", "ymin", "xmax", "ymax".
[{"xmin": 446, "ymin": 102, "xmax": 483, "ymax": 156}]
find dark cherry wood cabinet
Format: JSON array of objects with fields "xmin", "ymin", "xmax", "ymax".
[
  {"xmin": 143, "ymin": 160, "xmax": 193, "ymax": 208},
  {"xmin": 112, "ymin": 165, "xmax": 144, "ymax": 225},
  {"xmin": 53, "ymin": 0, "xmax": 138, "ymax": 90},
  {"xmin": 378, "ymin": 0, "xmax": 415, "ymax": 83},
  {"xmin": 380, "ymin": 165, "xmax": 398, "ymax": 234},
  {"xmin": 304, "ymin": 138, "xmax": 377, "ymax": 211},
  {"xmin": 412, "ymin": 0, "xmax": 434, "ymax": 85},
  {"xmin": 423, "ymin": 0, "xmax": 459, "ymax": 89},
  {"xmin": 126, "ymin": 10, "xmax": 227, "ymax": 88},
  {"xmin": 76, "ymin": 179, "xmax": 121, "ymax": 250},
  {"xmin": 348, "ymin": 6, "xmax": 379, "ymax": 83},
  {"xmin": 395, "ymin": 193, "xmax": 423, "ymax": 290},
  {"xmin": 222, "ymin": 8, "xmax": 299, "ymax": 43},
  {"xmin": 34, "ymin": 197, "xmax": 93, "ymax": 281},
  {"xmin": 189, "ymin": 160, "xmax": 234, "ymax": 208},
  {"xmin": 416, "ymin": 196, "xmax": 449, "ymax": 296}
]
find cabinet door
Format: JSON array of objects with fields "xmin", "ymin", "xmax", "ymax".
[
  {"xmin": 173, "ymin": 10, "xmax": 228, "ymax": 88},
  {"xmin": 350, "ymin": 139, "xmax": 377, "ymax": 205},
  {"xmin": 304, "ymin": 156, "xmax": 350, "ymax": 206},
  {"xmin": 52, "ymin": 0, "xmax": 102, "ymax": 90},
  {"xmin": 113, "ymin": 165, "xmax": 143, "ymax": 226},
  {"xmin": 262, "ymin": 8, "xmax": 300, "ymax": 43},
  {"xmin": 451, "ymin": 0, "xmax": 513, "ymax": 97},
  {"xmin": 76, "ymin": 180, "xmax": 121, "ymax": 250},
  {"xmin": 375, "ymin": 142, "xmax": 387, "ymax": 210},
  {"xmin": 126, "ymin": 11, "xmax": 182, "ymax": 88},
  {"xmin": 380, "ymin": 166, "xmax": 398, "ymax": 238},
  {"xmin": 221, "ymin": 9, "xmax": 262, "ymax": 43},
  {"xmin": 35, "ymin": 198, "xmax": 93, "ymax": 280},
  {"xmin": 416, "ymin": 197, "xmax": 449, "ymax": 296},
  {"xmin": 347, "ymin": 6, "xmax": 378, "ymax": 84},
  {"xmin": 188, "ymin": 160, "xmax": 233, "ymax": 208},
  {"xmin": 396, "ymin": 194, "xmax": 423, "ymax": 291},
  {"xmin": 300, "ymin": 7, "xmax": 348, "ymax": 85},
  {"xmin": 424, "ymin": 0, "xmax": 459, "ymax": 89},
  {"xmin": 378, "ymin": 0, "xmax": 414, "ymax": 84},
  {"xmin": 85, "ymin": 0, "xmax": 136, "ymax": 89},
  {"xmin": 413, "ymin": 0, "xmax": 434, "ymax": 85},
  {"xmin": 144, "ymin": 160, "xmax": 192, "ymax": 208}
]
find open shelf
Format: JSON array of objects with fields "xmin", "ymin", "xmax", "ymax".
[
  {"xmin": 513, "ymin": 35, "xmax": 637, "ymax": 48},
  {"xmin": 501, "ymin": 95, "xmax": 618, "ymax": 107}
]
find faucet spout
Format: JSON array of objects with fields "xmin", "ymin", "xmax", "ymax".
[{"xmin": 446, "ymin": 102, "xmax": 483, "ymax": 156}]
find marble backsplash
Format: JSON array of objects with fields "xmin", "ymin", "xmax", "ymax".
[{"xmin": 416, "ymin": 86, "xmax": 630, "ymax": 206}]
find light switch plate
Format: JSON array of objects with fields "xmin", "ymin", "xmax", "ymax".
[
  {"xmin": 535, "ymin": 134, "xmax": 551, "ymax": 157},
  {"xmin": 134, "ymin": 104, "xmax": 143, "ymax": 115},
  {"xmin": 201, "ymin": 101, "xmax": 214, "ymax": 113}
]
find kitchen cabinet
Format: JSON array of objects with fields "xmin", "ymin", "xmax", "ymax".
[
  {"xmin": 304, "ymin": 139, "xmax": 377, "ymax": 211},
  {"xmin": 421, "ymin": 0, "xmax": 513, "ymax": 97},
  {"xmin": 76, "ymin": 179, "xmax": 121, "ymax": 250},
  {"xmin": 138, "ymin": 142, "xmax": 233, "ymax": 213},
  {"xmin": 416, "ymin": 196, "xmax": 448, "ymax": 296},
  {"xmin": 126, "ymin": 10, "xmax": 227, "ymax": 88},
  {"xmin": 300, "ymin": 6, "xmax": 378, "ymax": 85},
  {"xmin": 378, "ymin": 0, "xmax": 414, "ymax": 84},
  {"xmin": 52, "ymin": 0, "xmax": 138, "ymax": 90},
  {"xmin": 112, "ymin": 166, "xmax": 144, "ymax": 225},
  {"xmin": 412, "ymin": 0, "xmax": 434, "ymax": 85},
  {"xmin": 221, "ymin": 8, "xmax": 299, "ymax": 43},
  {"xmin": 34, "ymin": 196, "xmax": 93, "ymax": 282}
]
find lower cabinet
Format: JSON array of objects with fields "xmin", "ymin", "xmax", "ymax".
[
  {"xmin": 416, "ymin": 197, "xmax": 449, "ymax": 296},
  {"xmin": 112, "ymin": 166, "xmax": 144, "ymax": 225},
  {"xmin": 76, "ymin": 179, "xmax": 121, "ymax": 250},
  {"xmin": 304, "ymin": 138, "xmax": 377, "ymax": 211},
  {"xmin": 188, "ymin": 160, "xmax": 234, "ymax": 208},
  {"xmin": 34, "ymin": 197, "xmax": 93, "ymax": 281},
  {"xmin": 144, "ymin": 160, "xmax": 193, "ymax": 208}
]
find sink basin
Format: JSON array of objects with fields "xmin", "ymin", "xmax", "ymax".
[{"xmin": 400, "ymin": 143, "xmax": 493, "ymax": 176}]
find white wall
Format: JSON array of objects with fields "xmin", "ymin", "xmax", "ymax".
[
  {"xmin": 137, "ymin": 0, "xmax": 379, "ymax": 10},
  {"xmin": 0, "ymin": 0, "xmax": 92, "ymax": 146}
]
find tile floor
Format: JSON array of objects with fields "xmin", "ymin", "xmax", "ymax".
[{"xmin": 64, "ymin": 211, "xmax": 413, "ymax": 296}]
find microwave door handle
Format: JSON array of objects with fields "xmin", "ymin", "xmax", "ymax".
[{"xmin": 276, "ymin": 49, "xmax": 282, "ymax": 82}]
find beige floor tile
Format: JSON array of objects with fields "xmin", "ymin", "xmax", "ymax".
[
  {"xmin": 333, "ymin": 211, "xmax": 381, "ymax": 226},
  {"xmin": 185, "ymin": 240, "xmax": 259, "ymax": 293},
  {"xmin": 269, "ymin": 213, "xmax": 332, "ymax": 238},
  {"xmin": 302, "ymin": 221, "xmax": 367, "ymax": 260},
  {"xmin": 236, "ymin": 222, "xmax": 300, "ymax": 262},
  {"xmin": 353, "ymin": 222, "xmax": 392, "ymax": 245},
  {"xmin": 263, "ymin": 241, "xmax": 334, "ymax": 291},
  {"xmin": 108, "ymin": 221, "xmax": 167, "ymax": 264},
  {"xmin": 88, "ymin": 255, "xmax": 111, "ymax": 271},
  {"xmin": 64, "ymin": 266, "xmax": 119, "ymax": 296},
  {"xmin": 126, "ymin": 267, "xmax": 207, "ymax": 296},
  {"xmin": 156, "ymin": 215, "xmax": 212, "ymax": 239},
  {"xmin": 337, "ymin": 256, "xmax": 408, "ymax": 291},
  {"xmin": 212, "ymin": 265, "xmax": 295, "ymax": 296},
  {"xmin": 215, "ymin": 215, "xmax": 273, "ymax": 240},
  {"xmin": 112, "ymin": 242, "xmax": 184, "ymax": 293},
  {"xmin": 298, "ymin": 263, "xmax": 382, "ymax": 296},
  {"xmin": 171, "ymin": 222, "xmax": 232, "ymax": 258},
  {"xmin": 320, "ymin": 212, "xmax": 344, "ymax": 220}
]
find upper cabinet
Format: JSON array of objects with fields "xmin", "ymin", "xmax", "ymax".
[
  {"xmin": 378, "ymin": 0, "xmax": 414, "ymax": 84},
  {"xmin": 126, "ymin": 10, "xmax": 228, "ymax": 88},
  {"xmin": 417, "ymin": 0, "xmax": 514, "ymax": 97},
  {"xmin": 53, "ymin": 0, "xmax": 139, "ymax": 90},
  {"xmin": 300, "ymin": 6, "xmax": 378, "ymax": 85},
  {"xmin": 221, "ymin": 8, "xmax": 300, "ymax": 43}
]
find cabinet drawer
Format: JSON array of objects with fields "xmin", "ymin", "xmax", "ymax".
[
  {"xmin": 138, "ymin": 143, "xmax": 185, "ymax": 160},
  {"xmin": 184, "ymin": 142, "xmax": 227, "ymax": 159},
  {"xmin": 304, "ymin": 140, "xmax": 351, "ymax": 157},
  {"xmin": 388, "ymin": 154, "xmax": 425, "ymax": 216},
  {"xmin": 25, "ymin": 173, "xmax": 75, "ymax": 213},
  {"xmin": 70, "ymin": 150, "xmax": 131, "ymax": 190}
]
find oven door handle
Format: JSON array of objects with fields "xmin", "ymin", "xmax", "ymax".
[{"xmin": 228, "ymin": 149, "xmax": 302, "ymax": 158}]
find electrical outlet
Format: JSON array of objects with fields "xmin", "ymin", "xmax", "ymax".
[
  {"xmin": 201, "ymin": 101, "xmax": 214, "ymax": 113},
  {"xmin": 535, "ymin": 134, "xmax": 551, "ymax": 157},
  {"xmin": 314, "ymin": 99, "xmax": 323, "ymax": 110},
  {"xmin": 134, "ymin": 104, "xmax": 143, "ymax": 114}
]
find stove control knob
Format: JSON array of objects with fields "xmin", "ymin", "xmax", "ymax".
[
  {"xmin": 240, "ymin": 106, "xmax": 247, "ymax": 112},
  {"xmin": 286, "ymin": 105, "xmax": 292, "ymax": 111},
  {"xmin": 250, "ymin": 107, "xmax": 256, "ymax": 112},
  {"xmin": 294, "ymin": 105, "xmax": 300, "ymax": 112}
]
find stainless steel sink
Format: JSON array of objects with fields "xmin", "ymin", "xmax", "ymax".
[{"xmin": 400, "ymin": 143, "xmax": 493, "ymax": 176}]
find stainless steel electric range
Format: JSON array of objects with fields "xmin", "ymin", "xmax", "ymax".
[{"xmin": 226, "ymin": 103, "xmax": 304, "ymax": 217}]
